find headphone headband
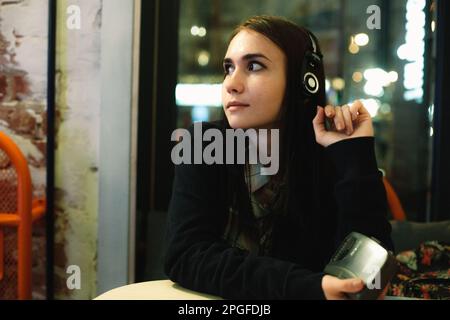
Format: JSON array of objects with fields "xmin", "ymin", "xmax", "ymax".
[{"xmin": 308, "ymin": 33, "xmax": 317, "ymax": 54}]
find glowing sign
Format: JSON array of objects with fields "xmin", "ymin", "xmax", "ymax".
[
  {"xmin": 397, "ymin": 0, "xmax": 426, "ymax": 103},
  {"xmin": 176, "ymin": 84, "xmax": 222, "ymax": 107}
]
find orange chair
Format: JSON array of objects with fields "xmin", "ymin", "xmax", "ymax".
[
  {"xmin": 0, "ymin": 131, "xmax": 46, "ymax": 300},
  {"xmin": 382, "ymin": 176, "xmax": 407, "ymax": 221}
]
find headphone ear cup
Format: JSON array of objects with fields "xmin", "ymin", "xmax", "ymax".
[{"xmin": 303, "ymin": 72, "xmax": 319, "ymax": 95}]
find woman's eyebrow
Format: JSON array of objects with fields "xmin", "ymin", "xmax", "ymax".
[{"xmin": 223, "ymin": 53, "xmax": 271, "ymax": 64}]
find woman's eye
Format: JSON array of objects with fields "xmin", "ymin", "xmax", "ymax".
[
  {"xmin": 248, "ymin": 61, "xmax": 264, "ymax": 71},
  {"xmin": 223, "ymin": 64, "xmax": 234, "ymax": 75}
]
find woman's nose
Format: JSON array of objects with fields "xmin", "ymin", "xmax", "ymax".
[{"xmin": 224, "ymin": 70, "xmax": 245, "ymax": 94}]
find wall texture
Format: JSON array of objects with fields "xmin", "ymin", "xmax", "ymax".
[
  {"xmin": 1, "ymin": 0, "xmax": 134, "ymax": 300},
  {"xmin": 54, "ymin": 0, "xmax": 102, "ymax": 299},
  {"xmin": 0, "ymin": 0, "xmax": 48, "ymax": 300}
]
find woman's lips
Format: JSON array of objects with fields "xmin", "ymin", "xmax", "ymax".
[{"xmin": 226, "ymin": 102, "xmax": 250, "ymax": 111}]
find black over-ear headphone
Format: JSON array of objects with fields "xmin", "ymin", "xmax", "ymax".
[{"xmin": 301, "ymin": 30, "xmax": 323, "ymax": 97}]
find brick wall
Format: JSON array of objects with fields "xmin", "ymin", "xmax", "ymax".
[
  {"xmin": 0, "ymin": 0, "xmax": 48, "ymax": 299},
  {"xmin": 0, "ymin": 0, "xmax": 103, "ymax": 300}
]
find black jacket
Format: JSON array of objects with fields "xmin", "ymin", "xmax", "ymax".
[{"xmin": 164, "ymin": 120, "xmax": 394, "ymax": 299}]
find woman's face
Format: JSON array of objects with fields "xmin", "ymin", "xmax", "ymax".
[{"xmin": 222, "ymin": 29, "xmax": 287, "ymax": 129}]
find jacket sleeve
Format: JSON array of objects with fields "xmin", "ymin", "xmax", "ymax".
[
  {"xmin": 164, "ymin": 124, "xmax": 326, "ymax": 300},
  {"xmin": 325, "ymin": 137, "xmax": 395, "ymax": 252}
]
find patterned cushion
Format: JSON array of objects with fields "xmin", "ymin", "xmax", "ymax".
[{"xmin": 388, "ymin": 241, "xmax": 450, "ymax": 300}]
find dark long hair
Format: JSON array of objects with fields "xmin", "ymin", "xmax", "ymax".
[{"xmin": 221, "ymin": 15, "xmax": 330, "ymax": 237}]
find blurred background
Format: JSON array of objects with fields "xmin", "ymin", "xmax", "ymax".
[{"xmin": 0, "ymin": 0, "xmax": 448, "ymax": 300}]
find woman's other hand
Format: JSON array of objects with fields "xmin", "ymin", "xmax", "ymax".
[
  {"xmin": 312, "ymin": 100, "xmax": 374, "ymax": 148},
  {"xmin": 321, "ymin": 275, "xmax": 365, "ymax": 300},
  {"xmin": 377, "ymin": 283, "xmax": 390, "ymax": 300}
]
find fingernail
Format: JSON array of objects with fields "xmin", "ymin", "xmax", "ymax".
[
  {"xmin": 337, "ymin": 123, "xmax": 342, "ymax": 130},
  {"xmin": 353, "ymin": 280, "xmax": 362, "ymax": 288}
]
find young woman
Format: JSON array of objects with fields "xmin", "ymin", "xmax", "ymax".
[{"xmin": 164, "ymin": 15, "xmax": 393, "ymax": 300}]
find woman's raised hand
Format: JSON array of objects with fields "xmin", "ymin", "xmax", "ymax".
[{"xmin": 312, "ymin": 100, "xmax": 374, "ymax": 148}]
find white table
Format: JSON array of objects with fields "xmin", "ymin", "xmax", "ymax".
[
  {"xmin": 95, "ymin": 280, "xmax": 420, "ymax": 300},
  {"xmin": 94, "ymin": 280, "xmax": 222, "ymax": 300}
]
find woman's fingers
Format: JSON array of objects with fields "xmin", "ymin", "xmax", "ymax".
[
  {"xmin": 349, "ymin": 101, "xmax": 360, "ymax": 120},
  {"xmin": 312, "ymin": 106, "xmax": 326, "ymax": 135},
  {"xmin": 314, "ymin": 101, "xmax": 374, "ymax": 146},
  {"xmin": 350, "ymin": 99, "xmax": 373, "ymax": 120},
  {"xmin": 339, "ymin": 278, "xmax": 364, "ymax": 293},
  {"xmin": 323, "ymin": 105, "xmax": 336, "ymax": 131},
  {"xmin": 334, "ymin": 106, "xmax": 345, "ymax": 132},
  {"xmin": 378, "ymin": 283, "xmax": 390, "ymax": 300},
  {"xmin": 323, "ymin": 103, "xmax": 362, "ymax": 135},
  {"xmin": 356, "ymin": 100, "xmax": 371, "ymax": 117},
  {"xmin": 342, "ymin": 105, "xmax": 353, "ymax": 135},
  {"xmin": 322, "ymin": 275, "xmax": 364, "ymax": 300},
  {"xmin": 324, "ymin": 105, "xmax": 335, "ymax": 118}
]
